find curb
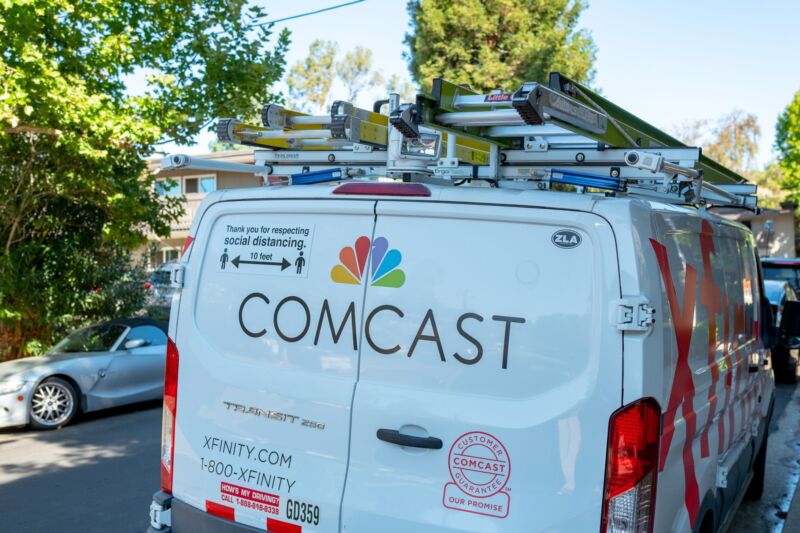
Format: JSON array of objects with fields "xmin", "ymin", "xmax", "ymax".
[{"xmin": 784, "ymin": 485, "xmax": 800, "ymax": 533}]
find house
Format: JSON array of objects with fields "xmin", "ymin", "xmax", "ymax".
[
  {"xmin": 144, "ymin": 149, "xmax": 259, "ymax": 267},
  {"xmin": 715, "ymin": 205, "xmax": 798, "ymax": 258}
]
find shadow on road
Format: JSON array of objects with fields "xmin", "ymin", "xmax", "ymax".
[{"xmin": 0, "ymin": 400, "xmax": 162, "ymax": 533}]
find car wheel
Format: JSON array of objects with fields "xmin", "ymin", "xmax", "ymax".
[{"xmin": 29, "ymin": 377, "xmax": 78, "ymax": 430}]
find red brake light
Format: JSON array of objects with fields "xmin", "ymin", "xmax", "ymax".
[
  {"xmin": 332, "ymin": 182, "xmax": 431, "ymax": 197},
  {"xmin": 161, "ymin": 337, "xmax": 179, "ymax": 494},
  {"xmin": 601, "ymin": 397, "xmax": 661, "ymax": 533}
]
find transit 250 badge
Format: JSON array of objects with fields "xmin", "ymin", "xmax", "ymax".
[{"xmin": 442, "ymin": 431, "xmax": 511, "ymax": 519}]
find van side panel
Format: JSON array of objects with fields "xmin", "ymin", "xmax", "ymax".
[{"xmin": 641, "ymin": 209, "xmax": 771, "ymax": 532}]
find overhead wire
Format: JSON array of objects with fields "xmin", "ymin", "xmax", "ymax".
[{"xmin": 253, "ymin": 1, "xmax": 366, "ymax": 27}]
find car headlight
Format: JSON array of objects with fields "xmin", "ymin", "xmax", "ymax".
[{"xmin": 0, "ymin": 381, "xmax": 25, "ymax": 395}]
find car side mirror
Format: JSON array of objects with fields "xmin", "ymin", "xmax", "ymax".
[
  {"xmin": 781, "ymin": 301, "xmax": 800, "ymax": 338},
  {"xmin": 123, "ymin": 339, "xmax": 148, "ymax": 350},
  {"xmin": 761, "ymin": 296, "xmax": 778, "ymax": 350}
]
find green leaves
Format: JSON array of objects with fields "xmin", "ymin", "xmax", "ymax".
[
  {"xmin": 405, "ymin": 0, "xmax": 596, "ymax": 93},
  {"xmin": 777, "ymin": 90, "xmax": 800, "ymax": 202},
  {"xmin": 0, "ymin": 0, "xmax": 289, "ymax": 358},
  {"xmin": 286, "ymin": 40, "xmax": 386, "ymax": 113},
  {"xmin": 287, "ymin": 40, "xmax": 339, "ymax": 113}
]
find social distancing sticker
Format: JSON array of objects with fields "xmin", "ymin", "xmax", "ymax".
[{"xmin": 216, "ymin": 220, "xmax": 315, "ymax": 278}]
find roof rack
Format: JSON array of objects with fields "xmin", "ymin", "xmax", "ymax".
[{"xmin": 162, "ymin": 72, "xmax": 757, "ymax": 210}]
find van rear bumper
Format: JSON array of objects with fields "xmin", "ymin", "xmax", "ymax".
[{"xmin": 149, "ymin": 494, "xmax": 262, "ymax": 533}]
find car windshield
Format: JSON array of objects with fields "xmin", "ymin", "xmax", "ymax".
[
  {"xmin": 763, "ymin": 266, "xmax": 800, "ymax": 291},
  {"xmin": 49, "ymin": 324, "xmax": 127, "ymax": 354},
  {"xmin": 150, "ymin": 270, "xmax": 172, "ymax": 286},
  {"xmin": 764, "ymin": 282, "xmax": 786, "ymax": 305}
]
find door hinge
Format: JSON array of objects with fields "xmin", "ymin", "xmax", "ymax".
[
  {"xmin": 150, "ymin": 500, "xmax": 172, "ymax": 530},
  {"xmin": 613, "ymin": 297, "xmax": 656, "ymax": 332},
  {"xmin": 170, "ymin": 264, "xmax": 186, "ymax": 288}
]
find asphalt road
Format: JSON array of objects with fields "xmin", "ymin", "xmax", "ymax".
[
  {"xmin": 0, "ymin": 400, "xmax": 161, "ymax": 533},
  {"xmin": 730, "ymin": 381, "xmax": 800, "ymax": 533},
  {"xmin": 0, "ymin": 386, "xmax": 798, "ymax": 533}
]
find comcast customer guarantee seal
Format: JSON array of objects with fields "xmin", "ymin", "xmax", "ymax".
[{"xmin": 443, "ymin": 431, "xmax": 511, "ymax": 519}]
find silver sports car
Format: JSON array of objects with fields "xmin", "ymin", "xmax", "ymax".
[{"xmin": 0, "ymin": 318, "xmax": 167, "ymax": 429}]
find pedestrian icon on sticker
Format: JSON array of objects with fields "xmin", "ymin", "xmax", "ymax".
[
  {"xmin": 295, "ymin": 251, "xmax": 305, "ymax": 274},
  {"xmin": 220, "ymin": 248, "xmax": 229, "ymax": 270}
]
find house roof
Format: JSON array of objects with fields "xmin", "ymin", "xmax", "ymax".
[{"xmin": 713, "ymin": 206, "xmax": 796, "ymax": 222}]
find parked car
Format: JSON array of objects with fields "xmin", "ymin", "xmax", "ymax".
[
  {"xmin": 0, "ymin": 318, "xmax": 167, "ymax": 430},
  {"xmin": 146, "ymin": 261, "xmax": 179, "ymax": 307},
  {"xmin": 764, "ymin": 280, "xmax": 800, "ymax": 382},
  {"xmin": 147, "ymin": 183, "xmax": 785, "ymax": 533},
  {"xmin": 761, "ymin": 257, "xmax": 800, "ymax": 293}
]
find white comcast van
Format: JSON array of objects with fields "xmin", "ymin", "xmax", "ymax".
[{"xmin": 148, "ymin": 181, "xmax": 788, "ymax": 533}]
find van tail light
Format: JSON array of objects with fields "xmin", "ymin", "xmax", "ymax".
[
  {"xmin": 600, "ymin": 398, "xmax": 661, "ymax": 533},
  {"xmin": 160, "ymin": 337, "xmax": 179, "ymax": 494}
]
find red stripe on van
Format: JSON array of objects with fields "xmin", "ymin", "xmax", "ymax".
[
  {"xmin": 182, "ymin": 235, "xmax": 195, "ymax": 256},
  {"xmin": 266, "ymin": 518, "xmax": 301, "ymax": 533},
  {"xmin": 718, "ymin": 294, "xmax": 734, "ymax": 455},
  {"xmin": 206, "ymin": 501, "xmax": 235, "ymax": 521},
  {"xmin": 698, "ymin": 220, "xmax": 722, "ymax": 459},
  {"xmin": 732, "ymin": 303, "xmax": 746, "ymax": 439},
  {"xmin": 650, "ymin": 238, "xmax": 700, "ymax": 526}
]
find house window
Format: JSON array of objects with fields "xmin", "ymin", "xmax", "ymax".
[
  {"xmin": 156, "ymin": 179, "xmax": 181, "ymax": 197},
  {"xmin": 184, "ymin": 178, "xmax": 198, "ymax": 194},
  {"xmin": 162, "ymin": 249, "xmax": 180, "ymax": 263},
  {"xmin": 200, "ymin": 176, "xmax": 217, "ymax": 193},
  {"xmin": 183, "ymin": 175, "xmax": 216, "ymax": 194}
]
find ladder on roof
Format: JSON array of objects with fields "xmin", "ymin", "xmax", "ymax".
[{"xmin": 163, "ymin": 72, "xmax": 758, "ymax": 210}]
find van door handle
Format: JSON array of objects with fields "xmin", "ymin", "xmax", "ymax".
[{"xmin": 376, "ymin": 429, "xmax": 443, "ymax": 450}]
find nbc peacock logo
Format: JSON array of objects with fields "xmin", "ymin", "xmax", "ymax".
[{"xmin": 330, "ymin": 236, "xmax": 405, "ymax": 288}]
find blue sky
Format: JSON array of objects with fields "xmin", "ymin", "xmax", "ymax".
[{"xmin": 160, "ymin": 0, "xmax": 800, "ymax": 165}]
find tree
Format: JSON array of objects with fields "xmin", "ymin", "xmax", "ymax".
[
  {"xmin": 752, "ymin": 163, "xmax": 786, "ymax": 210},
  {"xmin": 705, "ymin": 111, "xmax": 761, "ymax": 175},
  {"xmin": 208, "ymin": 140, "xmax": 239, "ymax": 153},
  {"xmin": 674, "ymin": 111, "xmax": 798, "ymax": 209},
  {"xmin": 287, "ymin": 41, "xmax": 386, "ymax": 113},
  {"xmin": 339, "ymin": 47, "xmax": 385, "ymax": 103},
  {"xmin": 287, "ymin": 40, "xmax": 339, "ymax": 113},
  {"xmin": 0, "ymin": 0, "xmax": 290, "ymax": 358},
  {"xmin": 674, "ymin": 111, "xmax": 761, "ymax": 177},
  {"xmin": 776, "ymin": 90, "xmax": 800, "ymax": 202},
  {"xmin": 404, "ymin": 0, "xmax": 596, "ymax": 93},
  {"xmin": 386, "ymin": 74, "xmax": 418, "ymax": 102}
]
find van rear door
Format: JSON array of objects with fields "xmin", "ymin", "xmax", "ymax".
[
  {"xmin": 172, "ymin": 199, "xmax": 375, "ymax": 532},
  {"xmin": 341, "ymin": 200, "xmax": 622, "ymax": 532}
]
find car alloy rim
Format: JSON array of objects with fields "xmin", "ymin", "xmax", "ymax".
[{"xmin": 31, "ymin": 382, "xmax": 73, "ymax": 426}]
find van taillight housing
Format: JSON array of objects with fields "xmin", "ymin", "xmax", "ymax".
[
  {"xmin": 600, "ymin": 398, "xmax": 661, "ymax": 533},
  {"xmin": 161, "ymin": 337, "xmax": 179, "ymax": 494}
]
